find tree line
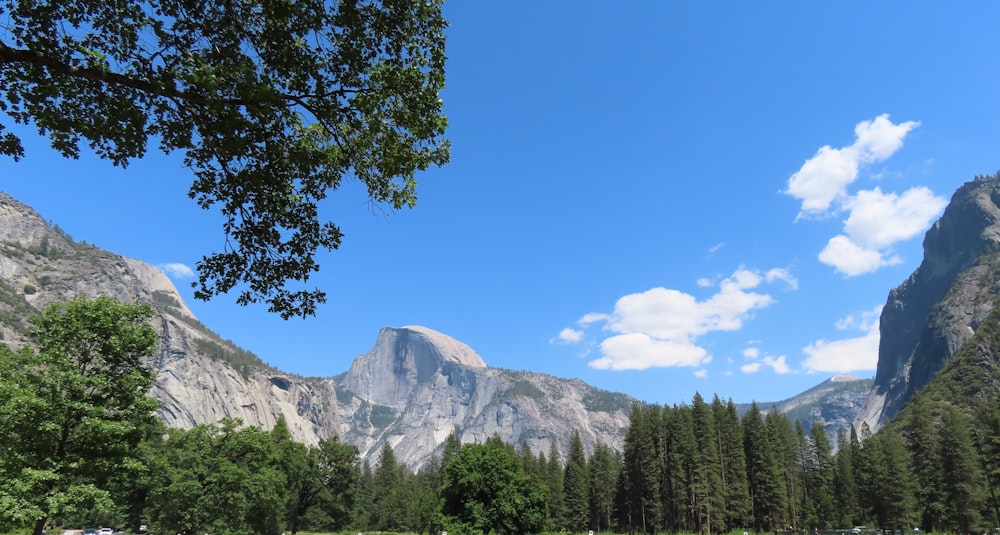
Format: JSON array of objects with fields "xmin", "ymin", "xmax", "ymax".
[{"xmin": 2, "ymin": 297, "xmax": 999, "ymax": 535}]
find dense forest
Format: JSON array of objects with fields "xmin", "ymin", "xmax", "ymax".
[
  {"xmin": 5, "ymin": 390, "xmax": 997, "ymax": 535},
  {"xmin": 2, "ymin": 297, "xmax": 999, "ymax": 535}
]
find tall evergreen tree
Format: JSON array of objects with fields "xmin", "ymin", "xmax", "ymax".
[
  {"xmin": 588, "ymin": 442, "xmax": 620, "ymax": 533},
  {"xmin": 831, "ymin": 428, "xmax": 858, "ymax": 528},
  {"xmin": 620, "ymin": 403, "xmax": 663, "ymax": 534},
  {"xmin": 691, "ymin": 393, "xmax": 724, "ymax": 535},
  {"xmin": 714, "ymin": 398, "xmax": 751, "ymax": 532},
  {"xmin": 662, "ymin": 405, "xmax": 694, "ymax": 532},
  {"xmin": 546, "ymin": 440, "xmax": 566, "ymax": 531},
  {"xmin": 764, "ymin": 409, "xmax": 795, "ymax": 530},
  {"xmin": 805, "ymin": 422, "xmax": 835, "ymax": 528},
  {"xmin": 564, "ymin": 430, "xmax": 590, "ymax": 532},
  {"xmin": 976, "ymin": 394, "xmax": 1000, "ymax": 528},
  {"xmin": 743, "ymin": 403, "xmax": 783, "ymax": 532},
  {"xmin": 372, "ymin": 444, "xmax": 405, "ymax": 531},
  {"xmin": 902, "ymin": 394, "xmax": 944, "ymax": 532},
  {"xmin": 938, "ymin": 406, "xmax": 986, "ymax": 534}
]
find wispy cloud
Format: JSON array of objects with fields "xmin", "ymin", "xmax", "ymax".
[
  {"xmin": 802, "ymin": 305, "xmax": 882, "ymax": 372},
  {"xmin": 783, "ymin": 115, "xmax": 946, "ymax": 276},
  {"xmin": 561, "ymin": 267, "xmax": 797, "ymax": 371},
  {"xmin": 159, "ymin": 262, "xmax": 195, "ymax": 279},
  {"xmin": 740, "ymin": 345, "xmax": 791, "ymax": 375}
]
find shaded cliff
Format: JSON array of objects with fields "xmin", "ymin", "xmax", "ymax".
[{"xmin": 855, "ymin": 174, "xmax": 1000, "ymax": 431}]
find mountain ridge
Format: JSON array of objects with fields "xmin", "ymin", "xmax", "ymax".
[{"xmin": 0, "ymin": 189, "xmax": 889, "ymax": 467}]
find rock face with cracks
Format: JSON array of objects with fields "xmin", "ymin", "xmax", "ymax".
[
  {"xmin": 0, "ymin": 191, "xmax": 632, "ymax": 468},
  {"xmin": 855, "ymin": 174, "xmax": 1000, "ymax": 432}
]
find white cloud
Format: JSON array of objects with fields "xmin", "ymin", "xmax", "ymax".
[
  {"xmin": 818, "ymin": 235, "xmax": 897, "ymax": 276},
  {"xmin": 741, "ymin": 362, "xmax": 762, "ymax": 374},
  {"xmin": 765, "ymin": 268, "xmax": 799, "ymax": 290},
  {"xmin": 763, "ymin": 355, "xmax": 791, "ymax": 374},
  {"xmin": 696, "ymin": 277, "xmax": 713, "ymax": 288},
  {"xmin": 708, "ymin": 242, "xmax": 725, "ymax": 253},
  {"xmin": 783, "ymin": 115, "xmax": 946, "ymax": 277},
  {"xmin": 802, "ymin": 305, "xmax": 882, "ymax": 372},
  {"xmin": 784, "ymin": 114, "xmax": 919, "ymax": 217},
  {"xmin": 834, "ymin": 315, "xmax": 855, "ymax": 330},
  {"xmin": 579, "ymin": 312, "xmax": 610, "ymax": 326},
  {"xmin": 159, "ymin": 263, "xmax": 195, "ymax": 279},
  {"xmin": 694, "ymin": 369, "xmax": 709, "ymax": 379},
  {"xmin": 554, "ymin": 328, "xmax": 583, "ymax": 344},
  {"xmin": 582, "ymin": 267, "xmax": 791, "ymax": 371},
  {"xmin": 841, "ymin": 187, "xmax": 948, "ymax": 249},
  {"xmin": 743, "ymin": 347, "xmax": 760, "ymax": 359}
]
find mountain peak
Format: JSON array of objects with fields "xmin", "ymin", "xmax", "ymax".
[
  {"xmin": 341, "ymin": 325, "xmax": 488, "ymax": 409},
  {"xmin": 396, "ymin": 325, "xmax": 487, "ymax": 369}
]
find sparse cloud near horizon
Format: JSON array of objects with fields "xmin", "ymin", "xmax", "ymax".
[
  {"xmin": 783, "ymin": 114, "xmax": 947, "ymax": 277},
  {"xmin": 159, "ymin": 262, "xmax": 195, "ymax": 279},
  {"xmin": 559, "ymin": 267, "xmax": 798, "ymax": 371},
  {"xmin": 801, "ymin": 305, "xmax": 882, "ymax": 373}
]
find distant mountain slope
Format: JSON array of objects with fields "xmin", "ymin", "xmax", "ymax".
[
  {"xmin": 738, "ymin": 375, "xmax": 873, "ymax": 444},
  {"xmin": 855, "ymin": 174, "xmax": 1000, "ymax": 432},
  {"xmin": 0, "ymin": 190, "xmax": 877, "ymax": 468}
]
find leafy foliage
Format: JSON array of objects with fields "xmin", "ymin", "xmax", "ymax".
[
  {"xmin": 0, "ymin": 0, "xmax": 450, "ymax": 318},
  {"xmin": 0, "ymin": 297, "xmax": 159, "ymax": 534}
]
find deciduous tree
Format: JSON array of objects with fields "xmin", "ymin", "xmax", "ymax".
[
  {"xmin": 0, "ymin": 297, "xmax": 159, "ymax": 535},
  {"xmin": 0, "ymin": 0, "xmax": 450, "ymax": 318}
]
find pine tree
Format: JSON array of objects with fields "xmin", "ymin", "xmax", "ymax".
[
  {"xmin": 372, "ymin": 443, "xmax": 404, "ymax": 530},
  {"xmin": 743, "ymin": 403, "xmax": 783, "ymax": 532},
  {"xmin": 662, "ymin": 404, "xmax": 694, "ymax": 532},
  {"xmin": 806, "ymin": 422, "xmax": 835, "ymax": 528},
  {"xmin": 588, "ymin": 442, "xmax": 620, "ymax": 532},
  {"xmin": 691, "ymin": 393, "xmax": 725, "ymax": 535},
  {"xmin": 764, "ymin": 409, "xmax": 795, "ymax": 530},
  {"xmin": 714, "ymin": 398, "xmax": 751, "ymax": 531},
  {"xmin": 620, "ymin": 403, "xmax": 663, "ymax": 534},
  {"xmin": 902, "ymin": 394, "xmax": 944, "ymax": 531},
  {"xmin": 564, "ymin": 430, "xmax": 590, "ymax": 532},
  {"xmin": 546, "ymin": 440, "xmax": 566, "ymax": 530},
  {"xmin": 938, "ymin": 406, "xmax": 986, "ymax": 534},
  {"xmin": 831, "ymin": 429, "xmax": 858, "ymax": 528}
]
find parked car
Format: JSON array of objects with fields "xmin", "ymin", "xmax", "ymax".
[{"xmin": 98, "ymin": 528, "xmax": 113, "ymax": 535}]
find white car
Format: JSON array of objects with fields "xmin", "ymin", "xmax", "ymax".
[{"xmin": 98, "ymin": 528, "xmax": 114, "ymax": 535}]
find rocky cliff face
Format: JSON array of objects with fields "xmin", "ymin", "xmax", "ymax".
[
  {"xmin": 855, "ymin": 174, "xmax": 1000, "ymax": 432},
  {"xmin": 0, "ymin": 191, "xmax": 633, "ymax": 468},
  {"xmin": 0, "ymin": 192, "xmax": 342, "ymax": 445},
  {"xmin": 336, "ymin": 325, "xmax": 633, "ymax": 468},
  {"xmin": 2, "ymin": 190, "xmax": 873, "ymax": 469}
]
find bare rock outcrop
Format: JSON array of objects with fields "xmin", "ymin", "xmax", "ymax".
[{"xmin": 855, "ymin": 174, "xmax": 1000, "ymax": 431}]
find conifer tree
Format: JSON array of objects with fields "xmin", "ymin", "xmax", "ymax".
[
  {"xmin": 806, "ymin": 422, "xmax": 835, "ymax": 528},
  {"xmin": 620, "ymin": 403, "xmax": 663, "ymax": 534},
  {"xmin": 903, "ymin": 394, "xmax": 944, "ymax": 531},
  {"xmin": 546, "ymin": 440, "xmax": 566, "ymax": 530},
  {"xmin": 564, "ymin": 430, "xmax": 590, "ymax": 532},
  {"xmin": 743, "ymin": 403, "xmax": 783, "ymax": 532},
  {"xmin": 831, "ymin": 429, "xmax": 859, "ymax": 528},
  {"xmin": 938, "ymin": 406, "xmax": 986, "ymax": 533},
  {"xmin": 691, "ymin": 393, "xmax": 724, "ymax": 535},
  {"xmin": 588, "ymin": 442, "xmax": 620, "ymax": 532},
  {"xmin": 714, "ymin": 398, "xmax": 751, "ymax": 531},
  {"xmin": 662, "ymin": 405, "xmax": 694, "ymax": 532}
]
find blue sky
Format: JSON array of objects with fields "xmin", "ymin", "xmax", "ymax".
[{"xmin": 4, "ymin": 2, "xmax": 1000, "ymax": 406}]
